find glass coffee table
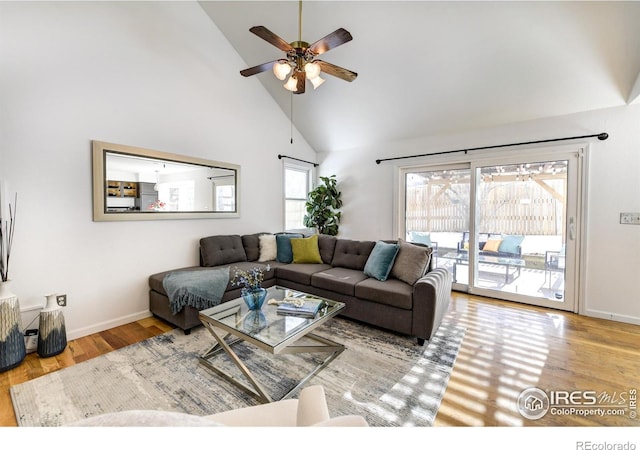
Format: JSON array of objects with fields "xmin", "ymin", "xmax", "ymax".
[{"xmin": 198, "ymin": 286, "xmax": 345, "ymax": 404}]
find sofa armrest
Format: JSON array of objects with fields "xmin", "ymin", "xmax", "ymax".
[
  {"xmin": 296, "ymin": 384, "xmax": 331, "ymax": 426},
  {"xmin": 412, "ymin": 268, "xmax": 452, "ymax": 343}
]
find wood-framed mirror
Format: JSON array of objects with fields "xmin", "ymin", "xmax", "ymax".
[{"xmin": 92, "ymin": 141, "xmax": 240, "ymax": 221}]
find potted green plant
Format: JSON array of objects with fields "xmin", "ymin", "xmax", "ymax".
[{"xmin": 303, "ymin": 175, "xmax": 343, "ymax": 236}]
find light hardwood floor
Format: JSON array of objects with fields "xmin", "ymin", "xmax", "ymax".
[{"xmin": 1, "ymin": 292, "xmax": 638, "ymax": 427}]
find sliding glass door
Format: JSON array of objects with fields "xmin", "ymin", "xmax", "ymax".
[
  {"xmin": 400, "ymin": 146, "xmax": 584, "ymax": 312},
  {"xmin": 403, "ymin": 164, "xmax": 470, "ymax": 274}
]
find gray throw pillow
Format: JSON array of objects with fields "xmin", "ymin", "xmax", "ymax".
[{"xmin": 390, "ymin": 238, "xmax": 432, "ymax": 285}]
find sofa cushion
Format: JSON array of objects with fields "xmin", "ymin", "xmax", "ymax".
[
  {"xmin": 242, "ymin": 233, "xmax": 266, "ymax": 262},
  {"xmin": 150, "ymin": 262, "xmax": 276, "ymax": 296},
  {"xmin": 149, "ymin": 266, "xmax": 201, "ymax": 295},
  {"xmin": 390, "ymin": 239, "xmax": 432, "ymax": 285},
  {"xmin": 200, "ymin": 235, "xmax": 247, "ymax": 267},
  {"xmin": 276, "ymin": 233, "xmax": 304, "ymax": 263},
  {"xmin": 311, "ymin": 267, "xmax": 369, "ymax": 296},
  {"xmin": 290, "ymin": 235, "xmax": 323, "ymax": 264},
  {"xmin": 355, "ymin": 277, "xmax": 413, "ymax": 310},
  {"xmin": 363, "ymin": 241, "xmax": 400, "ymax": 281},
  {"xmin": 258, "ymin": 234, "xmax": 277, "ymax": 262},
  {"xmin": 317, "ymin": 235, "xmax": 337, "ymax": 264},
  {"xmin": 498, "ymin": 234, "xmax": 524, "ymax": 255},
  {"xmin": 330, "ymin": 239, "xmax": 375, "ymax": 271},
  {"xmin": 408, "ymin": 231, "xmax": 434, "ymax": 246},
  {"xmin": 276, "ymin": 263, "xmax": 332, "ymax": 285},
  {"xmin": 482, "ymin": 238, "xmax": 502, "ymax": 253}
]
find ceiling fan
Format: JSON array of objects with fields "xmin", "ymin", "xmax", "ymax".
[{"xmin": 240, "ymin": 0, "xmax": 358, "ymax": 94}]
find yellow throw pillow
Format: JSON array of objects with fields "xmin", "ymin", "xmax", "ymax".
[
  {"xmin": 290, "ymin": 235, "xmax": 323, "ymax": 264},
  {"xmin": 482, "ymin": 239, "xmax": 502, "ymax": 253}
]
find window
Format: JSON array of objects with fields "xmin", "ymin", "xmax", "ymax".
[{"xmin": 284, "ymin": 163, "xmax": 312, "ymax": 230}]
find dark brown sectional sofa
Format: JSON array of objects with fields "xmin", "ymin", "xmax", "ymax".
[{"xmin": 148, "ymin": 233, "xmax": 452, "ymax": 345}]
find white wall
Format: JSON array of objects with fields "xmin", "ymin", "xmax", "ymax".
[
  {"xmin": 319, "ymin": 104, "xmax": 640, "ymax": 325},
  {"xmin": 0, "ymin": 1, "xmax": 316, "ymax": 338}
]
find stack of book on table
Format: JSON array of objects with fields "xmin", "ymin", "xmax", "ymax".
[{"xmin": 276, "ymin": 298, "xmax": 325, "ymax": 318}]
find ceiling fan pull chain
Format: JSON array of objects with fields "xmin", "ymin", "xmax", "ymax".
[{"xmin": 290, "ymin": 92, "xmax": 294, "ymax": 144}]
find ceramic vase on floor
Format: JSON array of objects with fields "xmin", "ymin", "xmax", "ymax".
[
  {"xmin": 37, "ymin": 293, "xmax": 67, "ymax": 358},
  {"xmin": 0, "ymin": 280, "xmax": 27, "ymax": 372}
]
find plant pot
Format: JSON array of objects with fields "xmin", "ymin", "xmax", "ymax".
[{"xmin": 241, "ymin": 287, "xmax": 267, "ymax": 310}]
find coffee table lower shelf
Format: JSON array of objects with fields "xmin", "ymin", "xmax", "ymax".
[{"xmin": 198, "ymin": 323, "xmax": 344, "ymax": 404}]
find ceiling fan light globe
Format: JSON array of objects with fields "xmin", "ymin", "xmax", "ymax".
[
  {"xmin": 304, "ymin": 61, "xmax": 321, "ymax": 79},
  {"xmin": 310, "ymin": 76, "xmax": 325, "ymax": 89},
  {"xmin": 284, "ymin": 74, "xmax": 299, "ymax": 92},
  {"xmin": 273, "ymin": 61, "xmax": 292, "ymax": 80}
]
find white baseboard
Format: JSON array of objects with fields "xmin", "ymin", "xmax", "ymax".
[
  {"xmin": 583, "ymin": 308, "xmax": 640, "ymax": 326},
  {"xmin": 66, "ymin": 310, "xmax": 153, "ymax": 341}
]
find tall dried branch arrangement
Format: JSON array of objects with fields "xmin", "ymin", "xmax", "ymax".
[{"xmin": 0, "ymin": 193, "xmax": 17, "ymax": 282}]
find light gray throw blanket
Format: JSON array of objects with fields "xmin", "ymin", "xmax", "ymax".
[{"xmin": 162, "ymin": 267, "xmax": 230, "ymax": 315}]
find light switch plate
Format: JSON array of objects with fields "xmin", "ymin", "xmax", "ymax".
[{"xmin": 620, "ymin": 212, "xmax": 640, "ymax": 225}]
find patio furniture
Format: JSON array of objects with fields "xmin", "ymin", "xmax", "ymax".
[
  {"xmin": 544, "ymin": 247, "xmax": 565, "ymax": 288},
  {"xmin": 441, "ymin": 251, "xmax": 525, "ymax": 284},
  {"xmin": 457, "ymin": 232, "xmax": 524, "ymax": 258},
  {"xmin": 408, "ymin": 231, "xmax": 439, "ymax": 262}
]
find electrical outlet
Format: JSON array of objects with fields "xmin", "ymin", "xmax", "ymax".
[
  {"xmin": 620, "ymin": 212, "xmax": 640, "ymax": 225},
  {"xmin": 56, "ymin": 294, "xmax": 67, "ymax": 307},
  {"xmin": 24, "ymin": 329, "xmax": 38, "ymax": 353}
]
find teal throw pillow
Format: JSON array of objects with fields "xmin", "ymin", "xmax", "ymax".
[
  {"xmin": 498, "ymin": 235, "xmax": 524, "ymax": 255},
  {"xmin": 363, "ymin": 241, "xmax": 400, "ymax": 281},
  {"xmin": 276, "ymin": 233, "xmax": 304, "ymax": 263}
]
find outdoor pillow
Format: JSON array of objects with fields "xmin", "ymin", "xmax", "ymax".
[
  {"xmin": 409, "ymin": 231, "xmax": 433, "ymax": 246},
  {"xmin": 390, "ymin": 238, "xmax": 432, "ymax": 285},
  {"xmin": 364, "ymin": 241, "xmax": 400, "ymax": 281},
  {"xmin": 276, "ymin": 233, "xmax": 304, "ymax": 263},
  {"xmin": 498, "ymin": 235, "xmax": 524, "ymax": 255},
  {"xmin": 290, "ymin": 235, "xmax": 323, "ymax": 264},
  {"xmin": 482, "ymin": 239, "xmax": 502, "ymax": 253},
  {"xmin": 258, "ymin": 234, "xmax": 277, "ymax": 262}
]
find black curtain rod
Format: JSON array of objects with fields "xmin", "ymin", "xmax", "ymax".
[
  {"xmin": 278, "ymin": 154, "xmax": 319, "ymax": 167},
  {"xmin": 375, "ymin": 132, "xmax": 609, "ymax": 164}
]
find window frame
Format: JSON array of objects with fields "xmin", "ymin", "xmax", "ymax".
[{"xmin": 283, "ymin": 161, "xmax": 314, "ymax": 231}]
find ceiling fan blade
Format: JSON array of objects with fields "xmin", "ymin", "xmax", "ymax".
[
  {"xmin": 295, "ymin": 71, "xmax": 306, "ymax": 94},
  {"xmin": 249, "ymin": 26, "xmax": 293, "ymax": 52},
  {"xmin": 316, "ymin": 60, "xmax": 358, "ymax": 82},
  {"xmin": 240, "ymin": 60, "xmax": 278, "ymax": 77},
  {"xmin": 308, "ymin": 28, "xmax": 353, "ymax": 55}
]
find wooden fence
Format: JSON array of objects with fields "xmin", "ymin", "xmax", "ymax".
[{"xmin": 406, "ymin": 178, "xmax": 566, "ymax": 236}]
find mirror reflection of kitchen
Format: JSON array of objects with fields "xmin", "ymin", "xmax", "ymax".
[{"xmin": 104, "ymin": 151, "xmax": 236, "ymax": 213}]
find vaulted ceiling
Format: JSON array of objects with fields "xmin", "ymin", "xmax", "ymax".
[{"xmin": 200, "ymin": 1, "xmax": 640, "ymax": 153}]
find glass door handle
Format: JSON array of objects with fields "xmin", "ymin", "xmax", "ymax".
[{"xmin": 569, "ymin": 217, "xmax": 576, "ymax": 240}]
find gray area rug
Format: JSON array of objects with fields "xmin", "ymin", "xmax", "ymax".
[{"xmin": 10, "ymin": 317, "xmax": 464, "ymax": 427}]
